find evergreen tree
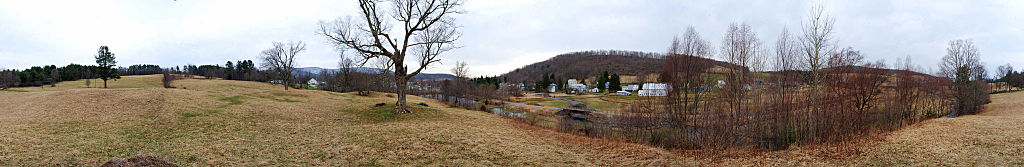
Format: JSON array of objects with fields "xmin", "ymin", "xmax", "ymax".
[
  {"xmin": 94, "ymin": 46, "xmax": 120, "ymax": 88},
  {"xmin": 610, "ymin": 73, "xmax": 621, "ymax": 91}
]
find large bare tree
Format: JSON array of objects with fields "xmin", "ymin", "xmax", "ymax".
[
  {"xmin": 260, "ymin": 41, "xmax": 306, "ymax": 90},
  {"xmin": 799, "ymin": 3, "xmax": 835, "ymax": 139},
  {"xmin": 940, "ymin": 39, "xmax": 986, "ymax": 116},
  {"xmin": 801, "ymin": 4, "xmax": 835, "ymax": 86},
  {"xmin": 319, "ymin": 0, "xmax": 463, "ymax": 113}
]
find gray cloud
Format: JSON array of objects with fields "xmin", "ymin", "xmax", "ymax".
[{"xmin": 1, "ymin": 0, "xmax": 1021, "ymax": 77}]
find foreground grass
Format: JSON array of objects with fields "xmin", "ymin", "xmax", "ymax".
[
  {"xmin": 2, "ymin": 75, "xmax": 1022, "ymax": 166},
  {"xmin": 708, "ymin": 91, "xmax": 1024, "ymax": 166},
  {"xmin": 0, "ymin": 75, "xmax": 680, "ymax": 166}
]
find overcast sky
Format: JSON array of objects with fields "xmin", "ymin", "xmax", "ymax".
[{"xmin": 1, "ymin": 0, "xmax": 1021, "ymax": 77}]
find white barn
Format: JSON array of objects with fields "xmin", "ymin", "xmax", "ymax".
[{"xmin": 638, "ymin": 83, "xmax": 669, "ymax": 97}]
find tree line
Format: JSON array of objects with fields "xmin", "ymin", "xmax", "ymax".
[{"xmin": 993, "ymin": 64, "xmax": 1024, "ymax": 92}]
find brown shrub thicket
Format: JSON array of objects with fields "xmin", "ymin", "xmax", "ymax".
[
  {"xmin": 161, "ymin": 70, "xmax": 176, "ymax": 88},
  {"xmin": 579, "ymin": 6, "xmax": 990, "ymax": 154}
]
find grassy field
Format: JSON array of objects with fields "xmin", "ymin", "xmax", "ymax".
[
  {"xmin": 2, "ymin": 74, "xmax": 1022, "ymax": 166},
  {"xmin": 0, "ymin": 75, "xmax": 681, "ymax": 166}
]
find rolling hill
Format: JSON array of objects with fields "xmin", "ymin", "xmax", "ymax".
[{"xmin": 499, "ymin": 50, "xmax": 737, "ymax": 83}]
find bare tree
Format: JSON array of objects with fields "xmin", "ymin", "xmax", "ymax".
[
  {"xmin": 162, "ymin": 69, "xmax": 175, "ymax": 88},
  {"xmin": 775, "ymin": 27, "xmax": 799, "ymax": 73},
  {"xmin": 940, "ymin": 39, "xmax": 985, "ymax": 116},
  {"xmin": 318, "ymin": 0, "xmax": 464, "ymax": 113},
  {"xmin": 799, "ymin": 3, "xmax": 835, "ymax": 141},
  {"xmin": 719, "ymin": 22, "xmax": 762, "ymax": 147},
  {"xmin": 996, "ymin": 64, "xmax": 1012, "ymax": 91},
  {"xmin": 720, "ymin": 22, "xmax": 760, "ymax": 112},
  {"xmin": 0, "ymin": 72, "xmax": 19, "ymax": 89},
  {"xmin": 451, "ymin": 61, "xmax": 469, "ymax": 79},
  {"xmin": 260, "ymin": 41, "xmax": 306, "ymax": 90},
  {"xmin": 995, "ymin": 64, "xmax": 1011, "ymax": 80},
  {"xmin": 50, "ymin": 68, "xmax": 59, "ymax": 87},
  {"xmin": 338, "ymin": 53, "xmax": 358, "ymax": 92},
  {"xmin": 800, "ymin": 4, "xmax": 836, "ymax": 85},
  {"xmin": 766, "ymin": 26, "xmax": 800, "ymax": 148},
  {"xmin": 679, "ymin": 26, "xmax": 713, "ymax": 57}
]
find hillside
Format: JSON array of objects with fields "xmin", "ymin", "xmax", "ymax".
[
  {"xmin": 2, "ymin": 75, "xmax": 1021, "ymax": 166},
  {"xmin": 499, "ymin": 50, "xmax": 736, "ymax": 83},
  {"xmin": 0, "ymin": 75, "xmax": 680, "ymax": 166}
]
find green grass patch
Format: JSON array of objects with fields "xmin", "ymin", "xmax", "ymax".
[
  {"xmin": 181, "ymin": 109, "xmax": 223, "ymax": 118},
  {"xmin": 217, "ymin": 95, "xmax": 245, "ymax": 105},
  {"xmin": 271, "ymin": 91, "xmax": 308, "ymax": 97},
  {"xmin": 273, "ymin": 98, "xmax": 303, "ymax": 103},
  {"xmin": 339, "ymin": 103, "xmax": 442, "ymax": 123},
  {"xmin": 182, "ymin": 113, "xmax": 203, "ymax": 118},
  {"xmin": 1, "ymin": 89, "xmax": 29, "ymax": 92}
]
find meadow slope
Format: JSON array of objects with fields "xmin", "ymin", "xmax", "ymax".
[
  {"xmin": 2, "ymin": 75, "xmax": 1022, "ymax": 166},
  {"xmin": 0, "ymin": 75, "xmax": 681, "ymax": 166}
]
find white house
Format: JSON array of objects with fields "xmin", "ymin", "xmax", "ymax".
[
  {"xmin": 621, "ymin": 84, "xmax": 639, "ymax": 91},
  {"xmin": 638, "ymin": 83, "xmax": 669, "ymax": 97},
  {"xmin": 567, "ymin": 79, "xmax": 588, "ymax": 90},
  {"xmin": 307, "ymin": 78, "xmax": 321, "ymax": 89},
  {"xmin": 615, "ymin": 90, "xmax": 631, "ymax": 96},
  {"xmin": 308, "ymin": 78, "xmax": 320, "ymax": 85}
]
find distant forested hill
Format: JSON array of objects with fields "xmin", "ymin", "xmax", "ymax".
[{"xmin": 499, "ymin": 50, "xmax": 736, "ymax": 83}]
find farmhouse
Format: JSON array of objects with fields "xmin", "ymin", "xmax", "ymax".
[
  {"xmin": 638, "ymin": 83, "xmax": 668, "ymax": 96},
  {"xmin": 567, "ymin": 79, "xmax": 588, "ymax": 90}
]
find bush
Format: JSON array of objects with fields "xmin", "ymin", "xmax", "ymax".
[{"xmin": 161, "ymin": 71, "xmax": 176, "ymax": 88}]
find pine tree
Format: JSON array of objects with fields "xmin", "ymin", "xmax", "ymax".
[
  {"xmin": 610, "ymin": 74, "xmax": 621, "ymax": 91},
  {"xmin": 94, "ymin": 46, "xmax": 120, "ymax": 88}
]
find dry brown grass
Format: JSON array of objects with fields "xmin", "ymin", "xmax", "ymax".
[
  {"xmin": 704, "ymin": 90, "xmax": 1024, "ymax": 166},
  {"xmin": 0, "ymin": 75, "xmax": 685, "ymax": 166},
  {"xmin": 3, "ymin": 74, "xmax": 1022, "ymax": 166}
]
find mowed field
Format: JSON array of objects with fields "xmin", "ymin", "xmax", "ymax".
[{"xmin": 2, "ymin": 75, "xmax": 1022, "ymax": 166}]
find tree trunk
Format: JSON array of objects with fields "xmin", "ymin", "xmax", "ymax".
[
  {"xmin": 396, "ymin": 76, "xmax": 409, "ymax": 113},
  {"xmin": 103, "ymin": 79, "xmax": 108, "ymax": 88},
  {"xmin": 284, "ymin": 79, "xmax": 289, "ymax": 90}
]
